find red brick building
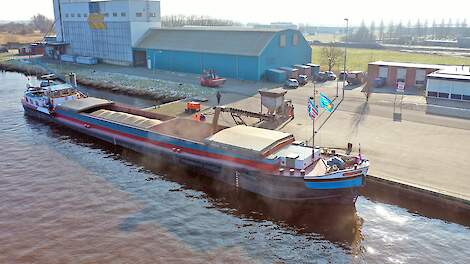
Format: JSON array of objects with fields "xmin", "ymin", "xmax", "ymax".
[{"xmin": 367, "ymin": 61, "xmax": 449, "ymax": 89}]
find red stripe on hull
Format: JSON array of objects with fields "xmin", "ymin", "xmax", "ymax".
[{"xmin": 55, "ymin": 113, "xmax": 279, "ymax": 172}]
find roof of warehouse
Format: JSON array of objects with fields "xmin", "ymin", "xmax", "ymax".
[
  {"xmin": 369, "ymin": 61, "xmax": 452, "ymax": 69},
  {"xmin": 134, "ymin": 27, "xmax": 286, "ymax": 56},
  {"xmin": 428, "ymin": 67, "xmax": 470, "ymax": 81},
  {"xmin": 204, "ymin": 125, "xmax": 294, "ymax": 155}
]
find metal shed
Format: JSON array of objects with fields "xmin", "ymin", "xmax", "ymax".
[{"xmin": 134, "ymin": 27, "xmax": 311, "ymax": 81}]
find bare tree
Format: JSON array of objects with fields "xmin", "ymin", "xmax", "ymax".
[
  {"xmin": 370, "ymin": 21, "xmax": 376, "ymax": 41},
  {"xmin": 31, "ymin": 14, "xmax": 53, "ymax": 33},
  {"xmin": 162, "ymin": 15, "xmax": 241, "ymax": 28},
  {"xmin": 320, "ymin": 43, "xmax": 343, "ymax": 72},
  {"xmin": 378, "ymin": 20, "xmax": 385, "ymax": 41}
]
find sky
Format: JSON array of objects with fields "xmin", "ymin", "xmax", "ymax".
[{"xmin": 2, "ymin": 0, "xmax": 470, "ymax": 26}]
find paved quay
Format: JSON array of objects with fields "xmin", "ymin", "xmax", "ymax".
[{"xmin": 200, "ymin": 81, "xmax": 470, "ymax": 205}]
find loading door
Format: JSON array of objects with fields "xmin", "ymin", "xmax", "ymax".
[
  {"xmin": 416, "ymin": 69, "xmax": 426, "ymax": 85},
  {"xmin": 379, "ymin": 66, "xmax": 388, "ymax": 78},
  {"xmin": 396, "ymin": 68, "xmax": 406, "ymax": 82}
]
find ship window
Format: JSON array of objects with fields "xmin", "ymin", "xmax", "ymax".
[
  {"xmin": 149, "ymin": 12, "xmax": 156, "ymax": 17},
  {"xmin": 77, "ymin": 13, "xmax": 81, "ymax": 17},
  {"xmin": 451, "ymin": 94, "xmax": 462, "ymax": 100},
  {"xmin": 113, "ymin": 12, "xmax": 118, "ymax": 17},
  {"xmin": 65, "ymin": 13, "xmax": 69, "ymax": 18},
  {"xmin": 84, "ymin": 13, "xmax": 88, "ymax": 18},
  {"xmin": 71, "ymin": 13, "xmax": 75, "ymax": 18},
  {"xmin": 136, "ymin": 12, "xmax": 143, "ymax": 17},
  {"xmin": 427, "ymin": 91, "xmax": 438, "ymax": 97},
  {"xmin": 438, "ymin": 92, "xmax": 449, "ymax": 98},
  {"xmin": 463, "ymin": 95, "xmax": 470, "ymax": 101},
  {"xmin": 121, "ymin": 12, "xmax": 126, "ymax": 17},
  {"xmin": 103, "ymin": 13, "xmax": 109, "ymax": 17}
]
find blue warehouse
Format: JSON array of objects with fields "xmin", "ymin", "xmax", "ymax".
[{"xmin": 133, "ymin": 27, "xmax": 312, "ymax": 81}]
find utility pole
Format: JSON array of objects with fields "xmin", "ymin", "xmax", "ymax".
[{"xmin": 343, "ymin": 18, "xmax": 349, "ymax": 98}]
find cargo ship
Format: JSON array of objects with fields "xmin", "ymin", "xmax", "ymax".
[{"xmin": 22, "ymin": 82, "xmax": 369, "ymax": 204}]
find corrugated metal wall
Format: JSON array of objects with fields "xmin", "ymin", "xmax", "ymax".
[
  {"xmin": 63, "ymin": 21, "xmax": 133, "ymax": 64},
  {"xmin": 146, "ymin": 49, "xmax": 259, "ymax": 80},
  {"xmin": 259, "ymin": 30, "xmax": 312, "ymax": 80},
  {"xmin": 142, "ymin": 29, "xmax": 311, "ymax": 81}
]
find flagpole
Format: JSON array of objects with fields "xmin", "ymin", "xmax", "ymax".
[{"xmin": 312, "ymin": 80, "xmax": 316, "ymax": 151}]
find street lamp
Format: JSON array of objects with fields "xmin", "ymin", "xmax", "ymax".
[{"xmin": 343, "ymin": 18, "xmax": 349, "ymax": 98}]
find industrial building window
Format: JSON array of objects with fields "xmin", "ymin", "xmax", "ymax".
[
  {"xmin": 293, "ymin": 33, "xmax": 299, "ymax": 45},
  {"xmin": 121, "ymin": 12, "xmax": 126, "ymax": 17},
  {"xmin": 378, "ymin": 66, "xmax": 388, "ymax": 78},
  {"xmin": 113, "ymin": 12, "xmax": 118, "ymax": 17},
  {"xmin": 427, "ymin": 91, "xmax": 438, "ymax": 97},
  {"xmin": 438, "ymin": 92, "xmax": 449, "ymax": 98},
  {"xmin": 451, "ymin": 94, "xmax": 463, "ymax": 100},
  {"xmin": 280, "ymin": 34, "xmax": 286, "ymax": 48},
  {"xmin": 136, "ymin": 12, "xmax": 143, "ymax": 17},
  {"xmin": 463, "ymin": 95, "xmax": 470, "ymax": 101}
]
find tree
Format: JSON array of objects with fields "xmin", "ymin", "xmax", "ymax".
[
  {"xmin": 432, "ymin": 20, "xmax": 437, "ymax": 39},
  {"xmin": 320, "ymin": 43, "xmax": 343, "ymax": 72},
  {"xmin": 406, "ymin": 20, "xmax": 412, "ymax": 36},
  {"xmin": 378, "ymin": 20, "xmax": 385, "ymax": 41},
  {"xmin": 395, "ymin": 21, "xmax": 404, "ymax": 39},
  {"xmin": 423, "ymin": 20, "xmax": 428, "ymax": 39},
  {"xmin": 161, "ymin": 15, "xmax": 241, "ymax": 27},
  {"xmin": 387, "ymin": 21, "xmax": 395, "ymax": 41},
  {"xmin": 439, "ymin": 19, "xmax": 446, "ymax": 38},
  {"xmin": 370, "ymin": 21, "xmax": 376, "ymax": 41},
  {"xmin": 349, "ymin": 20, "xmax": 371, "ymax": 42},
  {"xmin": 31, "ymin": 14, "xmax": 53, "ymax": 33},
  {"xmin": 415, "ymin": 19, "xmax": 422, "ymax": 38}
]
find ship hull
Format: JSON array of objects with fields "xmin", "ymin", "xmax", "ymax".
[{"xmin": 23, "ymin": 102, "xmax": 361, "ymax": 204}]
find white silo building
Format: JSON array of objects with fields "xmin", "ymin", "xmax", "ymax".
[{"xmin": 53, "ymin": 0, "xmax": 161, "ymax": 65}]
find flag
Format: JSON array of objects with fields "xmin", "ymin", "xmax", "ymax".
[
  {"xmin": 320, "ymin": 93, "xmax": 334, "ymax": 112},
  {"xmin": 307, "ymin": 98, "xmax": 318, "ymax": 120}
]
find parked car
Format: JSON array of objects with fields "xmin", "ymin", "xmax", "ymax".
[
  {"xmin": 373, "ymin": 77, "xmax": 386, "ymax": 88},
  {"xmin": 325, "ymin": 71, "xmax": 337, "ymax": 80},
  {"xmin": 346, "ymin": 71, "xmax": 366, "ymax": 85},
  {"xmin": 339, "ymin": 71, "xmax": 348, "ymax": 81},
  {"xmin": 285, "ymin": 78, "xmax": 299, "ymax": 89},
  {"xmin": 297, "ymin": 74, "xmax": 308, "ymax": 86}
]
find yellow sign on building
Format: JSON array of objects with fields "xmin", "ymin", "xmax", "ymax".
[{"xmin": 88, "ymin": 13, "xmax": 106, "ymax": 30}]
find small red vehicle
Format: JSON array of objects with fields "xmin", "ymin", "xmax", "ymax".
[{"xmin": 200, "ymin": 70, "xmax": 226, "ymax": 88}]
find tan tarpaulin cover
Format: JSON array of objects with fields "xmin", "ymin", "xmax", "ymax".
[
  {"xmin": 90, "ymin": 109, "xmax": 162, "ymax": 129},
  {"xmin": 205, "ymin": 125, "xmax": 294, "ymax": 155},
  {"xmin": 58, "ymin": 97, "xmax": 113, "ymax": 112}
]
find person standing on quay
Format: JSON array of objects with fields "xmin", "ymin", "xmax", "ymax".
[{"xmin": 216, "ymin": 91, "xmax": 222, "ymax": 105}]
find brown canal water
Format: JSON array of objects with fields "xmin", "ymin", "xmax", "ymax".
[{"xmin": 1, "ymin": 72, "xmax": 469, "ymax": 263}]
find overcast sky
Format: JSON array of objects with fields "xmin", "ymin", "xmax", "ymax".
[{"xmin": 2, "ymin": 0, "xmax": 470, "ymax": 26}]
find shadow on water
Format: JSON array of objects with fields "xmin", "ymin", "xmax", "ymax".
[{"xmin": 23, "ymin": 115, "xmax": 363, "ymax": 249}]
